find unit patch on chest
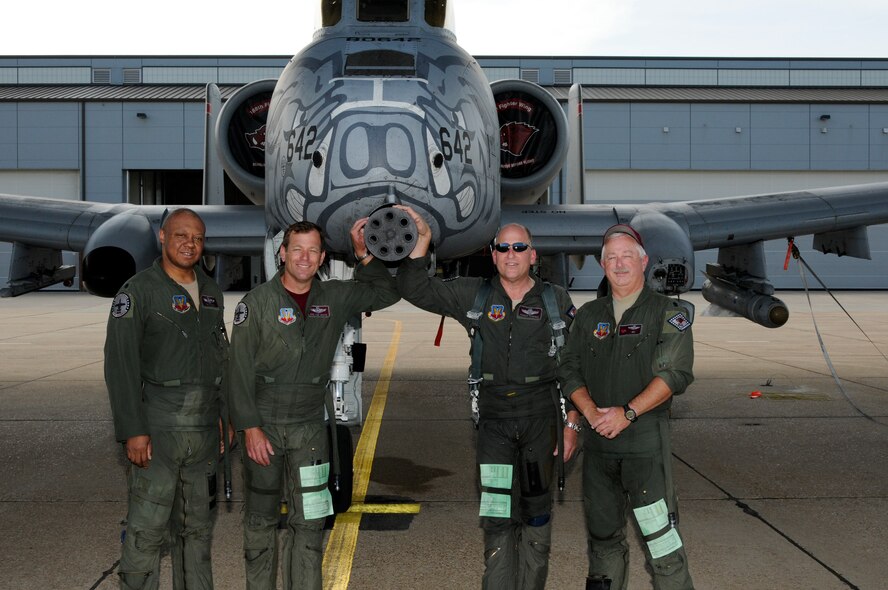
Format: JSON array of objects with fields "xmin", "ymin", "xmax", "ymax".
[
  {"xmin": 593, "ymin": 322, "xmax": 611, "ymax": 340},
  {"xmin": 308, "ymin": 305, "xmax": 330, "ymax": 318},
  {"xmin": 487, "ymin": 305, "xmax": 506, "ymax": 322},
  {"xmin": 172, "ymin": 295, "xmax": 191, "ymax": 313},
  {"xmin": 517, "ymin": 305, "xmax": 542, "ymax": 320},
  {"xmin": 278, "ymin": 307, "xmax": 297, "ymax": 325}
]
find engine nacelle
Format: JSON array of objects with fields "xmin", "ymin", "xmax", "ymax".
[
  {"xmin": 215, "ymin": 79, "xmax": 277, "ymax": 205},
  {"xmin": 625, "ymin": 211, "xmax": 695, "ymax": 295},
  {"xmin": 82, "ymin": 213, "xmax": 158, "ymax": 297},
  {"xmin": 701, "ymin": 276, "xmax": 789, "ymax": 329},
  {"xmin": 491, "ymin": 79, "xmax": 568, "ymax": 205}
]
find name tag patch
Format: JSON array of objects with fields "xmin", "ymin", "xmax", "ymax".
[
  {"xmin": 309, "ymin": 305, "xmax": 331, "ymax": 318},
  {"xmin": 517, "ymin": 305, "xmax": 542, "ymax": 320},
  {"xmin": 201, "ymin": 295, "xmax": 219, "ymax": 308},
  {"xmin": 619, "ymin": 323, "xmax": 642, "ymax": 336}
]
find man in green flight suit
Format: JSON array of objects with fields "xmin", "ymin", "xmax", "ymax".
[
  {"xmin": 227, "ymin": 219, "xmax": 399, "ymax": 590},
  {"xmin": 105, "ymin": 208, "xmax": 229, "ymax": 590},
  {"xmin": 558, "ymin": 224, "xmax": 695, "ymax": 590},
  {"xmin": 396, "ymin": 205, "xmax": 581, "ymax": 590}
]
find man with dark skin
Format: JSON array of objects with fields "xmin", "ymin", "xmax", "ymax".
[
  {"xmin": 397, "ymin": 204, "xmax": 581, "ymax": 590},
  {"xmin": 558, "ymin": 225, "xmax": 695, "ymax": 590},
  {"xmin": 106, "ymin": 208, "xmax": 228, "ymax": 590}
]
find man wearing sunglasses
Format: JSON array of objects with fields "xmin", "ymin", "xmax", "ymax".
[
  {"xmin": 396, "ymin": 205, "xmax": 580, "ymax": 590},
  {"xmin": 558, "ymin": 224, "xmax": 695, "ymax": 590}
]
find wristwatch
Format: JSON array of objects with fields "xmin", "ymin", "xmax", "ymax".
[
  {"xmin": 623, "ymin": 404, "xmax": 638, "ymax": 423},
  {"xmin": 565, "ymin": 420, "xmax": 582, "ymax": 433},
  {"xmin": 355, "ymin": 252, "xmax": 371, "ymax": 263}
]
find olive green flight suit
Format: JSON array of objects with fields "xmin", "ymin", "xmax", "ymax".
[
  {"xmin": 398, "ymin": 255, "xmax": 575, "ymax": 590},
  {"xmin": 558, "ymin": 286, "xmax": 695, "ymax": 590},
  {"xmin": 105, "ymin": 259, "xmax": 228, "ymax": 590},
  {"xmin": 227, "ymin": 260, "xmax": 399, "ymax": 590}
]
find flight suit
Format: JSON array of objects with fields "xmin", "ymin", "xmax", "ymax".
[
  {"xmin": 227, "ymin": 259, "xmax": 398, "ymax": 590},
  {"xmin": 398, "ymin": 254, "xmax": 575, "ymax": 590},
  {"xmin": 558, "ymin": 286, "xmax": 695, "ymax": 590},
  {"xmin": 105, "ymin": 259, "xmax": 228, "ymax": 590}
]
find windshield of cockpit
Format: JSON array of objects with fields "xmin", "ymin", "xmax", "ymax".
[{"xmin": 318, "ymin": 0, "xmax": 455, "ymax": 32}]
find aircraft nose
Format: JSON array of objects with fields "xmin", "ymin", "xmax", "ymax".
[{"xmin": 364, "ymin": 206, "xmax": 417, "ymax": 261}]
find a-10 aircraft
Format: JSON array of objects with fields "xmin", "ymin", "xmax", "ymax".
[{"xmin": 3, "ymin": 0, "xmax": 888, "ymax": 423}]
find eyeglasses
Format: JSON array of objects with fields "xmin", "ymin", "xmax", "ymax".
[{"xmin": 493, "ymin": 242, "xmax": 530, "ymax": 253}]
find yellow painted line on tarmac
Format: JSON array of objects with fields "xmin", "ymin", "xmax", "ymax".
[
  {"xmin": 347, "ymin": 502, "xmax": 421, "ymax": 514},
  {"xmin": 323, "ymin": 320, "xmax": 409, "ymax": 590}
]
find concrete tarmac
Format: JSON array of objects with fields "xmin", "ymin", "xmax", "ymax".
[{"xmin": 1, "ymin": 290, "xmax": 886, "ymax": 589}]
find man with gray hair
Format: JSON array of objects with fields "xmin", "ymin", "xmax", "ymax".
[{"xmin": 558, "ymin": 224, "xmax": 695, "ymax": 589}]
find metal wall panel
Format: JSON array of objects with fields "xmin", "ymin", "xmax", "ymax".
[
  {"xmin": 869, "ymin": 105, "xmax": 888, "ymax": 169},
  {"xmin": 630, "ymin": 103, "xmax": 691, "ymax": 169},
  {"xmin": 84, "ymin": 102, "xmax": 125, "ymax": 204},
  {"xmin": 585, "ymin": 103, "xmax": 630, "ymax": 169},
  {"xmin": 750, "ymin": 105, "xmax": 810, "ymax": 170},
  {"xmin": 122, "ymin": 103, "xmax": 184, "ymax": 169},
  {"xmin": 0, "ymin": 104, "xmax": 16, "ymax": 167},
  {"xmin": 690, "ymin": 104, "xmax": 750, "ymax": 169},
  {"xmin": 17, "ymin": 103, "xmax": 80, "ymax": 169},
  {"xmin": 810, "ymin": 104, "xmax": 869, "ymax": 170},
  {"xmin": 183, "ymin": 103, "xmax": 205, "ymax": 170}
]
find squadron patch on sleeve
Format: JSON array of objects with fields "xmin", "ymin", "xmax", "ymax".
[
  {"xmin": 566, "ymin": 305, "xmax": 577, "ymax": 319},
  {"xmin": 233, "ymin": 301, "xmax": 249, "ymax": 326},
  {"xmin": 110, "ymin": 293, "xmax": 131, "ymax": 318},
  {"xmin": 667, "ymin": 312, "xmax": 692, "ymax": 332}
]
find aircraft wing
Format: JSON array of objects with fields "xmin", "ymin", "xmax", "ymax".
[
  {"xmin": 505, "ymin": 181, "xmax": 888, "ymax": 327},
  {"xmin": 0, "ymin": 193, "xmax": 265, "ymax": 297}
]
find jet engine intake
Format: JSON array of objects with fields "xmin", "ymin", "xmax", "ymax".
[
  {"xmin": 82, "ymin": 213, "xmax": 158, "ymax": 297},
  {"xmin": 491, "ymin": 80, "xmax": 568, "ymax": 205},
  {"xmin": 701, "ymin": 276, "xmax": 789, "ymax": 329},
  {"xmin": 215, "ymin": 79, "xmax": 277, "ymax": 205}
]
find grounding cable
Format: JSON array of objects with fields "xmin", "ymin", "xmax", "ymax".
[{"xmin": 786, "ymin": 238, "xmax": 886, "ymax": 425}]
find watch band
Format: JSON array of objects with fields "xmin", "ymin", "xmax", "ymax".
[
  {"xmin": 355, "ymin": 252, "xmax": 370, "ymax": 263},
  {"xmin": 623, "ymin": 404, "xmax": 638, "ymax": 423},
  {"xmin": 565, "ymin": 420, "xmax": 582, "ymax": 432}
]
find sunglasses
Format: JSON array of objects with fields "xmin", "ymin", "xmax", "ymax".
[{"xmin": 493, "ymin": 242, "xmax": 530, "ymax": 253}]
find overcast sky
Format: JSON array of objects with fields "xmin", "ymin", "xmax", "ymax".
[{"xmin": 4, "ymin": 0, "xmax": 888, "ymax": 58}]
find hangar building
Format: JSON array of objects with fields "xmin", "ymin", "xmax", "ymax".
[{"xmin": 1, "ymin": 55, "xmax": 887, "ymax": 291}]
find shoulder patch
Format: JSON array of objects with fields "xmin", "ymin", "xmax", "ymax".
[
  {"xmin": 667, "ymin": 312, "xmax": 692, "ymax": 332},
  {"xmin": 566, "ymin": 305, "xmax": 577, "ymax": 319},
  {"xmin": 110, "ymin": 293, "xmax": 131, "ymax": 318},
  {"xmin": 233, "ymin": 301, "xmax": 249, "ymax": 326}
]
